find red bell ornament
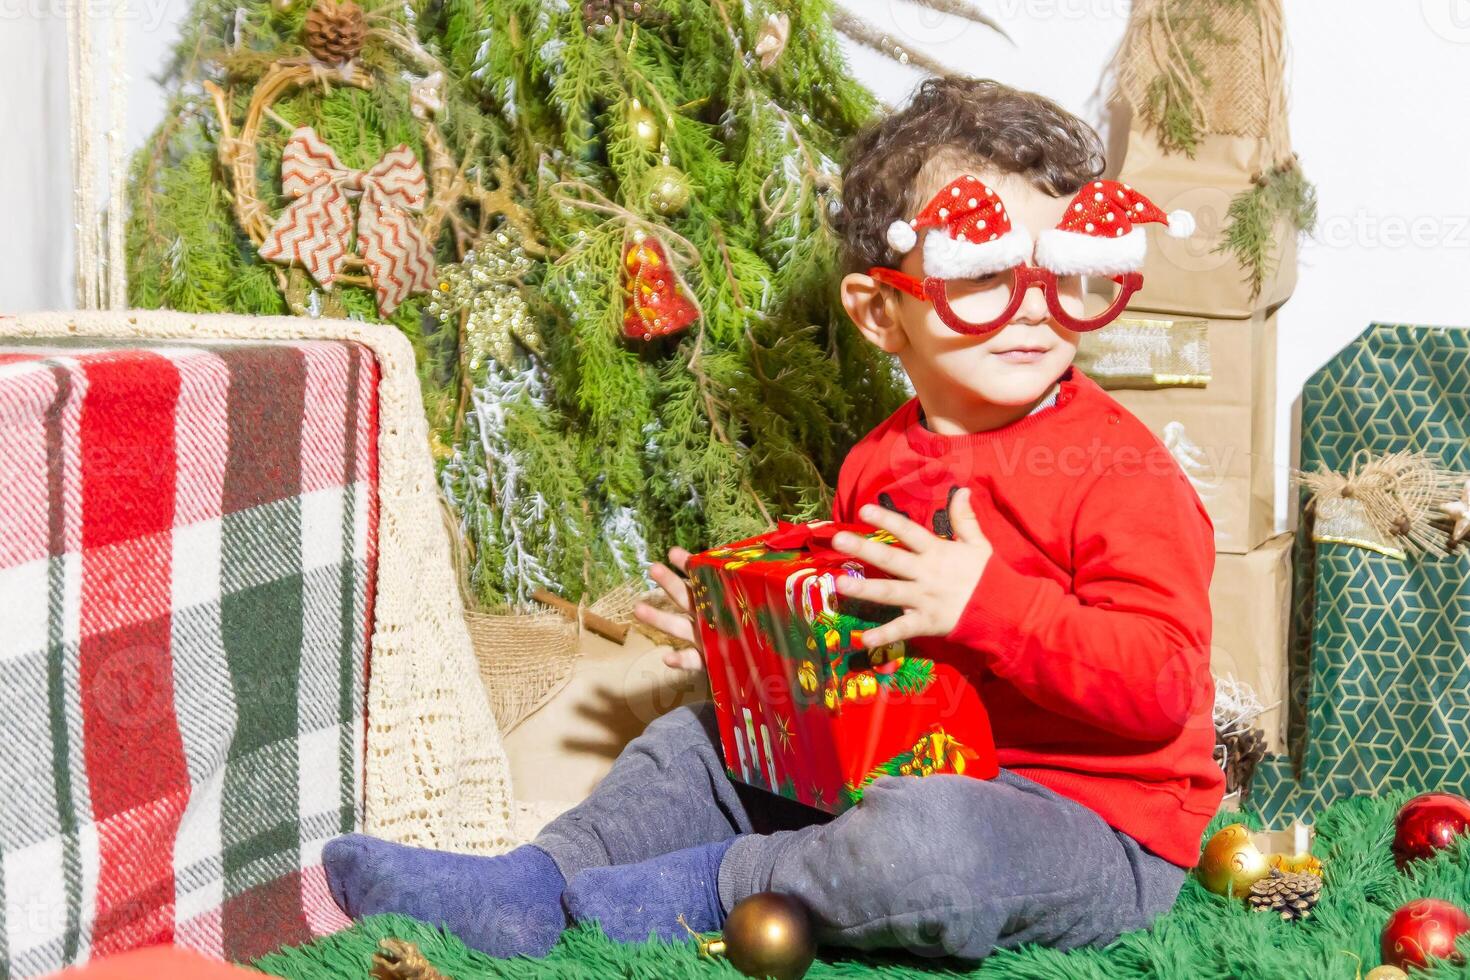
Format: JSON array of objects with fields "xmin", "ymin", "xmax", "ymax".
[
  {"xmin": 1393, "ymin": 792, "xmax": 1470, "ymax": 869},
  {"xmin": 1381, "ymin": 898, "xmax": 1470, "ymax": 971},
  {"xmin": 621, "ymin": 231, "xmax": 698, "ymax": 341}
]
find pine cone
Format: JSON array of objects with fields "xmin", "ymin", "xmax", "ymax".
[
  {"xmin": 1248, "ymin": 869, "xmax": 1321, "ymax": 922},
  {"xmin": 370, "ymin": 939, "xmax": 450, "ymax": 980},
  {"xmin": 304, "ymin": 0, "xmax": 366, "ymax": 64},
  {"xmin": 1216, "ymin": 725, "xmax": 1268, "ymax": 801}
]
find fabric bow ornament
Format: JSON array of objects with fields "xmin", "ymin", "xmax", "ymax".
[{"xmin": 259, "ymin": 126, "xmax": 436, "ymax": 316}]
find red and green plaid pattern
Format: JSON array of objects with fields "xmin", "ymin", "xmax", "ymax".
[{"xmin": 0, "ymin": 339, "xmax": 379, "ymax": 977}]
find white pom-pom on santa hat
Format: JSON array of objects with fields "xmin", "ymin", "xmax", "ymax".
[
  {"xmin": 886, "ymin": 219, "xmax": 918, "ymax": 254},
  {"xmin": 1167, "ymin": 209, "xmax": 1196, "ymax": 239}
]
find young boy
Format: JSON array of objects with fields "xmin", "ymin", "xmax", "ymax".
[{"xmin": 322, "ymin": 76, "xmax": 1223, "ymax": 962}]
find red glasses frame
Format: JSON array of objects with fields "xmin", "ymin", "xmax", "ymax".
[{"xmin": 867, "ymin": 266, "xmax": 1143, "ymax": 336}]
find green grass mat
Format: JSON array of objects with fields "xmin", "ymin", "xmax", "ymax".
[{"xmin": 256, "ymin": 792, "xmax": 1470, "ymax": 979}]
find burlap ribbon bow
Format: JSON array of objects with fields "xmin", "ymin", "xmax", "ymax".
[{"xmin": 259, "ymin": 126, "xmax": 436, "ymax": 316}]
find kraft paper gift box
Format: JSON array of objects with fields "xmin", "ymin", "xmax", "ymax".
[
  {"xmin": 688, "ymin": 521, "xmax": 998, "ymax": 814},
  {"xmin": 1117, "ymin": 130, "xmax": 1299, "ymax": 319},
  {"xmin": 1209, "ymin": 533, "xmax": 1293, "ymax": 753},
  {"xmin": 1077, "ymin": 310, "xmax": 1278, "ymax": 554}
]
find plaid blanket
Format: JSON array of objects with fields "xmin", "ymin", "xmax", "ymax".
[{"xmin": 0, "ymin": 339, "xmax": 378, "ymax": 977}]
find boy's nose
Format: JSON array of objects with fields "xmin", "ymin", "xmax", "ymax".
[{"xmin": 1013, "ymin": 282, "xmax": 1050, "ymax": 324}]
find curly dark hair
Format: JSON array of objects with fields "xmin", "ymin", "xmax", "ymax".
[{"xmin": 833, "ymin": 77, "xmax": 1106, "ymax": 275}]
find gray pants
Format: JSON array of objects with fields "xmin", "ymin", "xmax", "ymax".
[{"xmin": 533, "ymin": 702, "xmax": 1185, "ymax": 961}]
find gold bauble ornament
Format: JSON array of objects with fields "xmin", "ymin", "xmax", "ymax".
[
  {"xmin": 645, "ymin": 163, "xmax": 691, "ymax": 215},
  {"xmin": 628, "ymin": 99, "xmax": 661, "ymax": 152},
  {"xmin": 796, "ymin": 661, "xmax": 818, "ymax": 693},
  {"xmin": 1197, "ymin": 823, "xmax": 1271, "ymax": 897},
  {"xmin": 1365, "ymin": 966, "xmax": 1410, "ymax": 980},
  {"xmin": 856, "ymin": 673, "xmax": 877, "ymax": 698},
  {"xmin": 699, "ymin": 891, "xmax": 816, "ymax": 980}
]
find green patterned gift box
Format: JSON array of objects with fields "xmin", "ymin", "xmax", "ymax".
[{"xmin": 1253, "ymin": 323, "xmax": 1470, "ymax": 824}]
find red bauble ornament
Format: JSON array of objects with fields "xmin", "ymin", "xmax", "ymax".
[
  {"xmin": 1393, "ymin": 792, "xmax": 1470, "ymax": 869},
  {"xmin": 621, "ymin": 233, "xmax": 698, "ymax": 340},
  {"xmin": 1381, "ymin": 898, "xmax": 1470, "ymax": 971}
]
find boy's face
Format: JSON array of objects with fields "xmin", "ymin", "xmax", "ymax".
[{"xmin": 842, "ymin": 168, "xmax": 1083, "ymax": 411}]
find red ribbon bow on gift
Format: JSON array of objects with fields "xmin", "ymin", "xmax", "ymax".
[
  {"xmin": 763, "ymin": 521, "xmax": 877, "ymax": 552},
  {"xmin": 259, "ymin": 126, "xmax": 437, "ymax": 316}
]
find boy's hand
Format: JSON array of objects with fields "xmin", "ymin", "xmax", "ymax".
[
  {"xmin": 633, "ymin": 547, "xmax": 706, "ymax": 671},
  {"xmin": 831, "ymin": 488, "xmax": 992, "ymax": 647}
]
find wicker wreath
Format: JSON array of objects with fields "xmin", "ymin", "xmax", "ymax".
[{"xmin": 204, "ymin": 60, "xmax": 463, "ymax": 296}]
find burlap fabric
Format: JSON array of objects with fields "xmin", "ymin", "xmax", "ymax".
[
  {"xmin": 465, "ymin": 584, "xmax": 647, "ymax": 736},
  {"xmin": 1117, "ymin": 0, "xmax": 1291, "ymax": 164}
]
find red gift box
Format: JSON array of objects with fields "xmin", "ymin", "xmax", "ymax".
[{"xmin": 688, "ymin": 520, "xmax": 998, "ymax": 813}]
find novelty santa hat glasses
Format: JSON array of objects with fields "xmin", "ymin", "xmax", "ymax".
[{"xmin": 872, "ymin": 175, "xmax": 1195, "ymax": 335}]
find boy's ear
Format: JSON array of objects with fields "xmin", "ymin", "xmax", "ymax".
[{"xmin": 839, "ymin": 272, "xmax": 908, "ymax": 354}]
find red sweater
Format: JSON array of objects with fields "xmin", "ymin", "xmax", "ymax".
[{"xmin": 832, "ymin": 367, "xmax": 1223, "ymax": 867}]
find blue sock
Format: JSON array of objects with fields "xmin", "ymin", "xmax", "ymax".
[
  {"xmin": 323, "ymin": 834, "xmax": 567, "ymax": 958},
  {"xmin": 561, "ymin": 837, "xmax": 737, "ymax": 943}
]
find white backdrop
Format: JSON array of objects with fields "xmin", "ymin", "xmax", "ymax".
[{"xmin": 4, "ymin": 1, "xmax": 1470, "ymax": 532}]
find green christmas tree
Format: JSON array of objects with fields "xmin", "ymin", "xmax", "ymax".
[{"xmin": 127, "ymin": 0, "xmax": 922, "ymax": 607}]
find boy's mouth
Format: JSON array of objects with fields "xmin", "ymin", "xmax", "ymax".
[{"xmin": 991, "ymin": 345, "xmax": 1051, "ymax": 364}]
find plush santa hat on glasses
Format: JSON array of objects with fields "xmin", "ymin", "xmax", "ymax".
[{"xmin": 884, "ymin": 176, "xmax": 1195, "ymax": 278}]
